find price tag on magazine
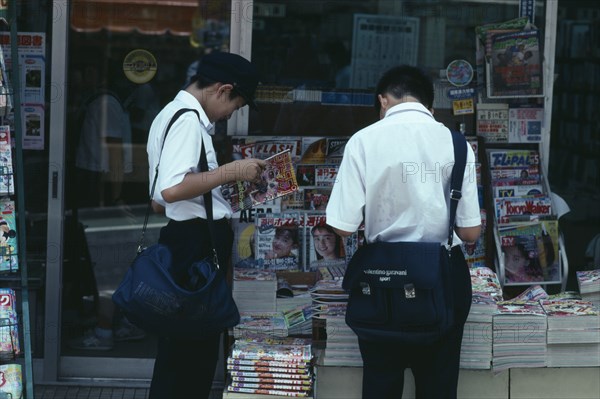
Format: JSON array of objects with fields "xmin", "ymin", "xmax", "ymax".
[{"xmin": 452, "ymin": 98, "xmax": 474, "ymax": 116}]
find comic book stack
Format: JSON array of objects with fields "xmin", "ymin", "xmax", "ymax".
[
  {"xmin": 541, "ymin": 298, "xmax": 600, "ymax": 367},
  {"xmin": 225, "ymin": 335, "xmax": 313, "ymax": 398},
  {"xmin": 577, "ymin": 269, "xmax": 600, "ymax": 308},
  {"xmin": 460, "ymin": 267, "xmax": 502, "ymax": 369},
  {"xmin": 487, "ymin": 149, "xmax": 560, "ymax": 286},
  {"xmin": 492, "ymin": 300, "xmax": 547, "ymax": 372}
]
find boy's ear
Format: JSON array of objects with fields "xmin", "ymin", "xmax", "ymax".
[{"xmin": 217, "ymin": 83, "xmax": 234, "ymax": 96}]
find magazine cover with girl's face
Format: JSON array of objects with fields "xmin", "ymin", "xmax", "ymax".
[{"xmin": 255, "ymin": 212, "xmax": 302, "ymax": 271}]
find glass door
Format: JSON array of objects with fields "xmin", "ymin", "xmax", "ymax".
[{"xmin": 46, "ymin": 0, "xmax": 235, "ymax": 381}]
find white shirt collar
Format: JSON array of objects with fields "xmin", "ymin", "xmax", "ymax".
[
  {"xmin": 384, "ymin": 102, "xmax": 433, "ymax": 120},
  {"xmin": 174, "ymin": 90, "xmax": 214, "ymax": 133}
]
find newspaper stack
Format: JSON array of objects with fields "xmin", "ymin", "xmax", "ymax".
[
  {"xmin": 320, "ymin": 315, "xmax": 362, "ymax": 367},
  {"xmin": 541, "ymin": 299, "xmax": 600, "ymax": 367},
  {"xmin": 492, "ymin": 300, "xmax": 547, "ymax": 372},
  {"xmin": 233, "ymin": 269, "xmax": 278, "ymax": 313},
  {"xmin": 0, "ymin": 288, "xmax": 20, "ymax": 360},
  {"xmin": 309, "ymin": 279, "xmax": 348, "ymax": 320},
  {"xmin": 226, "ymin": 335, "xmax": 313, "ymax": 397},
  {"xmin": 577, "ymin": 269, "xmax": 600, "ymax": 308},
  {"xmin": 460, "ymin": 267, "xmax": 502, "ymax": 370}
]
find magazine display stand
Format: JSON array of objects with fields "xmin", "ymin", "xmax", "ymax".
[
  {"xmin": 0, "ymin": 2, "xmax": 35, "ymax": 398},
  {"xmin": 487, "ymin": 147, "xmax": 569, "ymax": 292},
  {"xmin": 475, "ymin": 17, "xmax": 569, "ymax": 293}
]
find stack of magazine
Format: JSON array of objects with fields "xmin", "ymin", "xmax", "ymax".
[
  {"xmin": 460, "ymin": 267, "xmax": 503, "ymax": 369},
  {"xmin": 492, "ymin": 300, "xmax": 547, "ymax": 372},
  {"xmin": 226, "ymin": 335, "xmax": 313, "ymax": 397},
  {"xmin": 577, "ymin": 269, "xmax": 600, "ymax": 307},
  {"xmin": 541, "ymin": 298, "xmax": 600, "ymax": 367},
  {"xmin": 232, "ymin": 269, "xmax": 278, "ymax": 313},
  {"xmin": 234, "ymin": 312, "xmax": 289, "ymax": 339},
  {"xmin": 320, "ymin": 315, "xmax": 362, "ymax": 367}
]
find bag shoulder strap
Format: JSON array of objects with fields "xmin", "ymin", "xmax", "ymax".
[
  {"xmin": 447, "ymin": 130, "xmax": 468, "ymax": 247},
  {"xmin": 138, "ymin": 108, "xmax": 200, "ymax": 252}
]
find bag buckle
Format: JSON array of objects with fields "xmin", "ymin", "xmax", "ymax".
[
  {"xmin": 360, "ymin": 282, "xmax": 371, "ymax": 295},
  {"xmin": 450, "ymin": 189, "xmax": 462, "ymax": 201},
  {"xmin": 404, "ymin": 283, "xmax": 416, "ymax": 299}
]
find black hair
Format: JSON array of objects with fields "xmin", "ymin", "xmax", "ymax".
[
  {"xmin": 190, "ymin": 74, "xmax": 242, "ymax": 102},
  {"xmin": 374, "ymin": 65, "xmax": 434, "ymax": 113},
  {"xmin": 275, "ymin": 226, "xmax": 299, "ymax": 245}
]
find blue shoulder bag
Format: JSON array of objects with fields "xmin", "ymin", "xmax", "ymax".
[
  {"xmin": 112, "ymin": 108, "xmax": 240, "ymax": 339},
  {"xmin": 343, "ymin": 130, "xmax": 468, "ymax": 344}
]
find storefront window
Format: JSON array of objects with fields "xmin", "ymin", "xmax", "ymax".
[{"xmin": 249, "ymin": 0, "xmax": 545, "ymax": 136}]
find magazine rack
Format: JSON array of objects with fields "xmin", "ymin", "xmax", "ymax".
[
  {"xmin": 489, "ymin": 143, "xmax": 569, "ymax": 292},
  {"xmin": 0, "ymin": 2, "xmax": 35, "ymax": 398}
]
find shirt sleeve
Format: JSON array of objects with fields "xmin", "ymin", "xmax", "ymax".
[
  {"xmin": 156, "ymin": 112, "xmax": 203, "ymax": 194},
  {"xmin": 326, "ymin": 138, "xmax": 366, "ymax": 233},
  {"xmin": 456, "ymin": 142, "xmax": 482, "ymax": 228}
]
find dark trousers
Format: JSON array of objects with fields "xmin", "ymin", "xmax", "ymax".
[
  {"xmin": 358, "ymin": 246, "xmax": 472, "ymax": 399},
  {"xmin": 149, "ymin": 217, "xmax": 233, "ymax": 399}
]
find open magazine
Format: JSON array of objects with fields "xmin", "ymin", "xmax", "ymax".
[{"xmin": 221, "ymin": 150, "xmax": 299, "ymax": 212}]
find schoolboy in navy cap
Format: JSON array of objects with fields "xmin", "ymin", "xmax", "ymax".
[{"xmin": 146, "ymin": 51, "xmax": 266, "ymax": 399}]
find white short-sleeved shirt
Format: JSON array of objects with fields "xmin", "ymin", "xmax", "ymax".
[
  {"xmin": 326, "ymin": 102, "xmax": 481, "ymax": 245},
  {"xmin": 146, "ymin": 90, "xmax": 232, "ymax": 221},
  {"xmin": 76, "ymin": 93, "xmax": 133, "ymax": 173}
]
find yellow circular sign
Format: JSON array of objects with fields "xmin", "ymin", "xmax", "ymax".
[{"xmin": 123, "ymin": 49, "xmax": 157, "ymax": 84}]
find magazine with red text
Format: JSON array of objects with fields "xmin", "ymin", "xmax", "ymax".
[
  {"xmin": 255, "ymin": 212, "xmax": 302, "ymax": 271},
  {"xmin": 487, "ymin": 29, "xmax": 544, "ymax": 98},
  {"xmin": 0, "ymin": 126, "xmax": 14, "ymax": 196},
  {"xmin": 0, "ymin": 200, "xmax": 17, "ymax": 273},
  {"xmin": 221, "ymin": 150, "xmax": 299, "ymax": 213}
]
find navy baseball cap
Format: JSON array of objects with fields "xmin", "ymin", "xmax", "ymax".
[{"xmin": 194, "ymin": 51, "xmax": 260, "ymax": 110}]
